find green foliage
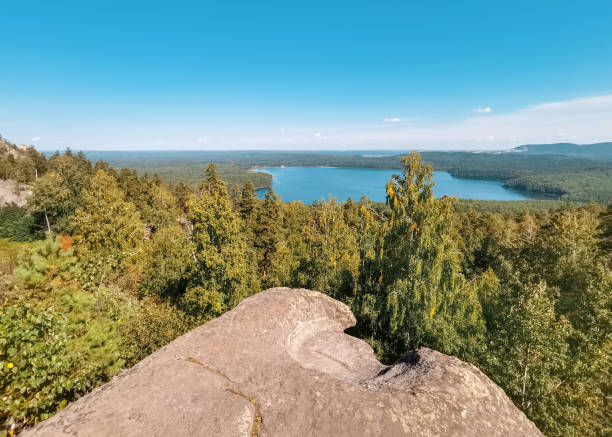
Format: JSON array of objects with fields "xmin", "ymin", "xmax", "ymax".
[
  {"xmin": 140, "ymin": 225, "xmax": 194, "ymax": 301},
  {"xmin": 300, "ymin": 197, "xmax": 360, "ymax": 298},
  {"xmin": 184, "ymin": 164, "xmax": 257, "ymax": 317},
  {"xmin": 95, "ymin": 286, "xmax": 192, "ymax": 367},
  {"xmin": 28, "ymin": 172, "xmax": 71, "ymax": 233},
  {"xmin": 238, "ymin": 181, "xmax": 259, "ymax": 229},
  {"xmin": 178, "ymin": 286, "xmax": 224, "ymax": 322},
  {"xmin": 505, "ymin": 170, "xmax": 612, "ymax": 203},
  {"xmin": 0, "ymin": 207, "xmax": 36, "ymax": 241},
  {"xmin": 118, "ymin": 168, "xmax": 180, "ymax": 229},
  {"xmin": 453, "ymin": 198, "xmax": 575, "ymax": 215},
  {"xmin": 128, "ymin": 163, "xmax": 272, "ymax": 189},
  {"xmin": 13, "ymin": 234, "xmax": 80, "ymax": 287},
  {"xmin": 71, "ymin": 169, "xmax": 143, "ymax": 282},
  {"xmin": 26, "ymin": 150, "xmax": 96, "ymax": 233},
  {"xmin": 254, "ymin": 189, "xmax": 282, "ymax": 283},
  {"xmin": 352, "ymin": 153, "xmax": 486, "ymax": 361},
  {"xmin": 0, "ymin": 303, "xmax": 120, "ymax": 425},
  {"xmin": 0, "ymin": 235, "xmax": 122, "ymax": 427},
  {"xmin": 483, "ymin": 281, "xmax": 572, "ymax": 430},
  {"xmin": 2, "ymin": 141, "xmax": 610, "ymax": 436},
  {"xmin": 458, "ymin": 205, "xmax": 611, "ymax": 435},
  {"xmin": 264, "ymin": 201, "xmax": 311, "ymax": 288}
]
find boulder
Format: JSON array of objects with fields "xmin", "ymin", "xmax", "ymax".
[{"xmin": 23, "ymin": 288, "xmax": 542, "ymax": 436}]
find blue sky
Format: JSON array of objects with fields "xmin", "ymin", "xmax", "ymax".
[{"xmin": 2, "ymin": 0, "xmax": 612, "ymax": 150}]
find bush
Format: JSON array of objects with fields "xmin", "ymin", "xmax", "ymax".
[
  {"xmin": 0, "ymin": 207, "xmax": 36, "ymax": 241},
  {"xmin": 96, "ymin": 286, "xmax": 192, "ymax": 366},
  {"xmin": 0, "ymin": 235, "xmax": 122, "ymax": 429},
  {"xmin": 0, "ymin": 297, "xmax": 122, "ymax": 426}
]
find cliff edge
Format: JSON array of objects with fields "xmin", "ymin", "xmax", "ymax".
[{"xmin": 23, "ymin": 287, "xmax": 542, "ymax": 436}]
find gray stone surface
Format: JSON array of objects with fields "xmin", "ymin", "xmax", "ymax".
[
  {"xmin": 23, "ymin": 287, "xmax": 543, "ymax": 436},
  {"xmin": 0, "ymin": 179, "xmax": 30, "ymax": 207}
]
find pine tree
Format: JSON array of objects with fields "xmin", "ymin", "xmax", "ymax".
[
  {"xmin": 238, "ymin": 181, "xmax": 259, "ymax": 226},
  {"xmin": 254, "ymin": 189, "xmax": 281, "ymax": 281}
]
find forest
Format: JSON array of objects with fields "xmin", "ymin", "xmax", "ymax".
[
  {"xmin": 0, "ymin": 139, "xmax": 611, "ymax": 436},
  {"xmin": 39, "ymin": 143, "xmax": 612, "ymax": 204}
]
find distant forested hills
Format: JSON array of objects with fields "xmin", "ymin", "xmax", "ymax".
[{"xmin": 513, "ymin": 142, "xmax": 612, "ymax": 159}]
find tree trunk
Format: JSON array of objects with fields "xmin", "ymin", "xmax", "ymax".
[
  {"xmin": 44, "ymin": 211, "xmax": 51, "ymax": 233},
  {"xmin": 521, "ymin": 346, "xmax": 530, "ymax": 409}
]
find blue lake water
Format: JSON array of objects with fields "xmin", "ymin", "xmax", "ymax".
[{"xmin": 255, "ymin": 167, "xmax": 532, "ymax": 203}]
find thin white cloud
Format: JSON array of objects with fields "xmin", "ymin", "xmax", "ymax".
[
  {"xmin": 384, "ymin": 117, "xmax": 401, "ymax": 123},
  {"xmin": 31, "ymin": 136, "xmax": 40, "ymax": 142},
  {"xmin": 13, "ymin": 94, "xmax": 611, "ymax": 150},
  {"xmin": 209, "ymin": 94, "xmax": 612, "ymax": 150},
  {"xmin": 473, "ymin": 107, "xmax": 492, "ymax": 113}
]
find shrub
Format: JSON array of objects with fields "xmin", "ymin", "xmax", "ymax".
[
  {"xmin": 0, "ymin": 235, "xmax": 122, "ymax": 429},
  {"xmin": 0, "ymin": 207, "xmax": 36, "ymax": 242}
]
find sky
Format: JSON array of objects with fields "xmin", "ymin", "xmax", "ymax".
[{"xmin": 1, "ymin": 0, "xmax": 612, "ymax": 151}]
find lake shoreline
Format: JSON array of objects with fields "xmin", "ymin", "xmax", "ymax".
[
  {"xmin": 253, "ymin": 167, "xmax": 544, "ymax": 203},
  {"xmin": 249, "ymin": 165, "xmax": 559, "ymax": 202}
]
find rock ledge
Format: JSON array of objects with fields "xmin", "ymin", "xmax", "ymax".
[{"xmin": 24, "ymin": 288, "xmax": 542, "ymax": 436}]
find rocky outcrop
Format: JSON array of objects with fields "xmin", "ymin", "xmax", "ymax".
[
  {"xmin": 0, "ymin": 179, "xmax": 30, "ymax": 207},
  {"xmin": 23, "ymin": 288, "xmax": 542, "ymax": 436}
]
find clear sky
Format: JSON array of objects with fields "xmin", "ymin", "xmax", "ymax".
[{"xmin": 2, "ymin": 0, "xmax": 612, "ymax": 150}]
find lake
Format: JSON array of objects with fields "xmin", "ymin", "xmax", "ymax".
[{"xmin": 255, "ymin": 167, "xmax": 532, "ymax": 203}]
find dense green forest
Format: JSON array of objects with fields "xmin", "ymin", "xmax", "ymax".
[
  {"xmin": 128, "ymin": 163, "xmax": 272, "ymax": 189},
  {"xmin": 1, "ymin": 140, "xmax": 611, "ymax": 436},
  {"xmin": 47, "ymin": 143, "xmax": 612, "ymax": 203}
]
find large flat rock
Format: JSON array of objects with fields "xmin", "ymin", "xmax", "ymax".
[{"xmin": 24, "ymin": 288, "xmax": 542, "ymax": 436}]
